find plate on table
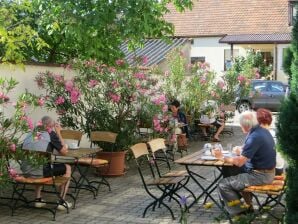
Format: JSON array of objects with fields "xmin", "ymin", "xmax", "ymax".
[{"xmin": 201, "ymin": 155, "xmax": 217, "ymax": 160}]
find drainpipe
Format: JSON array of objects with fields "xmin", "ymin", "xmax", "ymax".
[
  {"xmin": 274, "ymin": 44, "xmax": 277, "ymax": 80},
  {"xmin": 231, "ymin": 43, "xmax": 234, "ymax": 60}
]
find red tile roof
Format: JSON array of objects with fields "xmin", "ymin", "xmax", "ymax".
[{"xmin": 164, "ymin": 0, "xmax": 292, "ymax": 37}]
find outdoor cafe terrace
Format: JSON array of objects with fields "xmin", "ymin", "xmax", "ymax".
[{"xmin": 0, "ymin": 124, "xmax": 285, "ymax": 224}]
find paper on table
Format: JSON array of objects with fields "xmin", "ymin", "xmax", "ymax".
[{"xmin": 201, "ymin": 155, "xmax": 217, "ymax": 160}]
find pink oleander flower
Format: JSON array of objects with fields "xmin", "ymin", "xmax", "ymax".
[
  {"xmin": 108, "ymin": 92, "xmax": 121, "ymax": 103},
  {"xmin": 111, "ymin": 81, "xmax": 120, "ymax": 88},
  {"xmin": 9, "ymin": 144, "xmax": 16, "ymax": 152},
  {"xmin": 217, "ymin": 80, "xmax": 225, "ymax": 89},
  {"xmin": 116, "ymin": 59, "xmax": 125, "ymax": 66},
  {"xmin": 0, "ymin": 92, "xmax": 9, "ymax": 102},
  {"xmin": 38, "ymin": 98, "xmax": 45, "ymax": 106},
  {"xmin": 134, "ymin": 72, "xmax": 146, "ymax": 80},
  {"xmin": 55, "ymin": 96, "xmax": 65, "ymax": 105},
  {"xmin": 108, "ymin": 67, "xmax": 117, "ymax": 73},
  {"xmin": 88, "ymin": 80, "xmax": 99, "ymax": 88},
  {"xmin": 65, "ymin": 80, "xmax": 74, "ymax": 92},
  {"xmin": 21, "ymin": 116, "xmax": 34, "ymax": 130},
  {"xmin": 8, "ymin": 168, "xmax": 18, "ymax": 179},
  {"xmin": 54, "ymin": 74, "xmax": 64, "ymax": 83},
  {"xmin": 237, "ymin": 74, "xmax": 246, "ymax": 84},
  {"xmin": 142, "ymin": 56, "xmax": 149, "ymax": 65},
  {"xmin": 70, "ymin": 89, "xmax": 81, "ymax": 104},
  {"xmin": 200, "ymin": 76, "xmax": 207, "ymax": 84},
  {"xmin": 164, "ymin": 71, "xmax": 170, "ymax": 77}
]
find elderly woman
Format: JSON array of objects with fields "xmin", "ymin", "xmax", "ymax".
[
  {"xmin": 217, "ymin": 111, "xmax": 276, "ymax": 216},
  {"xmin": 256, "ymin": 108, "xmax": 285, "ymax": 175}
]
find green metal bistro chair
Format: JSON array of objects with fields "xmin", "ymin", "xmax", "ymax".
[{"xmin": 130, "ymin": 142, "xmax": 185, "ymax": 220}]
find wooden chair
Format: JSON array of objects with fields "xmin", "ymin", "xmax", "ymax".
[
  {"xmin": 60, "ymin": 129, "xmax": 109, "ymax": 199},
  {"xmin": 220, "ymin": 104, "xmax": 236, "ymax": 137},
  {"xmin": 88, "ymin": 131, "xmax": 118, "ymax": 192},
  {"xmin": 61, "ymin": 129, "xmax": 83, "ymax": 146},
  {"xmin": 242, "ymin": 174, "xmax": 286, "ymax": 222},
  {"xmin": 130, "ymin": 142, "xmax": 185, "ymax": 220},
  {"xmin": 147, "ymin": 138, "xmax": 196, "ymax": 201},
  {"xmin": 12, "ymin": 150, "xmax": 74, "ymax": 221}
]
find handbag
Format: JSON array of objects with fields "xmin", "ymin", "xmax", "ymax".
[{"xmin": 177, "ymin": 134, "xmax": 188, "ymax": 150}]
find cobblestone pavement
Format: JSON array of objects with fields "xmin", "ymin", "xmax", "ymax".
[{"xmin": 0, "ymin": 122, "xmax": 283, "ymax": 224}]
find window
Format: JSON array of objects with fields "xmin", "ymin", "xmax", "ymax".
[
  {"xmin": 269, "ymin": 83, "xmax": 284, "ymax": 93},
  {"xmin": 224, "ymin": 49, "xmax": 239, "ymax": 71},
  {"xmin": 191, "ymin": 57, "xmax": 205, "ymax": 64},
  {"xmin": 289, "ymin": 0, "xmax": 298, "ymax": 26},
  {"xmin": 261, "ymin": 52, "xmax": 273, "ymax": 66}
]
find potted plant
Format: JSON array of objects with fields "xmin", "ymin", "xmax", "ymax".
[{"xmin": 35, "ymin": 58, "xmax": 166, "ymax": 175}]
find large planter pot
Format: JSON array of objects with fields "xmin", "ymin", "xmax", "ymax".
[{"xmin": 96, "ymin": 151, "xmax": 126, "ymax": 176}]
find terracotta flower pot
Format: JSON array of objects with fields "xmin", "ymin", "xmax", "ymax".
[{"xmin": 96, "ymin": 151, "xmax": 126, "ymax": 176}]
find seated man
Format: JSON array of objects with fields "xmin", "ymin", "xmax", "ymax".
[
  {"xmin": 217, "ymin": 111, "xmax": 276, "ymax": 216},
  {"xmin": 21, "ymin": 116, "xmax": 72, "ymax": 210},
  {"xmin": 199, "ymin": 100, "xmax": 224, "ymax": 142}
]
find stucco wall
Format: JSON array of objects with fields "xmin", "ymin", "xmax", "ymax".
[{"xmin": 0, "ymin": 64, "xmax": 90, "ymax": 147}]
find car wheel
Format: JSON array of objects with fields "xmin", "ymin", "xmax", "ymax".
[{"xmin": 238, "ymin": 102, "xmax": 251, "ymax": 113}]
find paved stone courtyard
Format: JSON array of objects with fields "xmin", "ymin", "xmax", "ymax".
[{"xmin": 0, "ymin": 120, "xmax": 284, "ymax": 224}]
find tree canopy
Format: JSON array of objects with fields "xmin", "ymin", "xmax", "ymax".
[{"xmin": 0, "ymin": 0, "xmax": 193, "ymax": 65}]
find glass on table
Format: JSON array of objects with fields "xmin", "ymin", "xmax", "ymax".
[
  {"xmin": 226, "ymin": 143, "xmax": 233, "ymax": 153},
  {"xmin": 212, "ymin": 143, "xmax": 223, "ymax": 159}
]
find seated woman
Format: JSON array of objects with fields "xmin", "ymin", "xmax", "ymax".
[
  {"xmin": 256, "ymin": 108, "xmax": 285, "ymax": 175},
  {"xmin": 199, "ymin": 100, "xmax": 224, "ymax": 142},
  {"xmin": 169, "ymin": 99, "xmax": 189, "ymax": 138}
]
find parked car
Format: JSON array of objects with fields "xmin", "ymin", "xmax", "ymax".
[{"xmin": 236, "ymin": 80, "xmax": 288, "ymax": 113}]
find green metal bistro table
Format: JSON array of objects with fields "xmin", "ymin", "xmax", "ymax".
[{"xmin": 54, "ymin": 147, "xmax": 102, "ymax": 205}]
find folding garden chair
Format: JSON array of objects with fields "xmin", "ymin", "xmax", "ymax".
[
  {"xmin": 130, "ymin": 142, "xmax": 185, "ymax": 220},
  {"xmin": 242, "ymin": 174, "xmax": 286, "ymax": 222},
  {"xmin": 60, "ymin": 130, "xmax": 110, "ymax": 199},
  {"xmin": 147, "ymin": 138, "xmax": 196, "ymax": 201},
  {"xmin": 12, "ymin": 150, "xmax": 75, "ymax": 221}
]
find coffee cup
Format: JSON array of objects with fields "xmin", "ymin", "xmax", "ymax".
[{"xmin": 70, "ymin": 142, "xmax": 78, "ymax": 149}]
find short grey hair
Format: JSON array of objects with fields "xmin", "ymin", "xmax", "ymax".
[
  {"xmin": 41, "ymin": 116, "xmax": 54, "ymax": 127},
  {"xmin": 239, "ymin": 111, "xmax": 258, "ymax": 130}
]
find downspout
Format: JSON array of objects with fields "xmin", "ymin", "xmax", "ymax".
[{"xmin": 231, "ymin": 43, "xmax": 234, "ymax": 60}]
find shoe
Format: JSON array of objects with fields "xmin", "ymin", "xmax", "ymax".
[
  {"xmin": 34, "ymin": 198, "xmax": 46, "ymax": 208},
  {"xmin": 236, "ymin": 205, "xmax": 255, "ymax": 216},
  {"xmin": 57, "ymin": 200, "xmax": 72, "ymax": 211},
  {"xmin": 212, "ymin": 138, "xmax": 221, "ymax": 142}
]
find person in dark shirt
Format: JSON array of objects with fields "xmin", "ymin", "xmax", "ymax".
[
  {"xmin": 169, "ymin": 100, "xmax": 189, "ymax": 138},
  {"xmin": 217, "ymin": 111, "xmax": 276, "ymax": 216},
  {"xmin": 22, "ymin": 116, "xmax": 72, "ymax": 210}
]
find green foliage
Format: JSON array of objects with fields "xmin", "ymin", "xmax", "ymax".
[
  {"xmin": 163, "ymin": 48, "xmax": 188, "ymax": 102},
  {"xmin": 1, "ymin": 0, "xmax": 193, "ymax": 64},
  {"xmin": 277, "ymin": 10, "xmax": 298, "ymax": 223},
  {"xmin": 233, "ymin": 49, "xmax": 273, "ymax": 79},
  {"xmin": 283, "ymin": 47, "xmax": 293, "ymax": 80},
  {"xmin": 0, "ymin": 0, "xmax": 48, "ymax": 64}
]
